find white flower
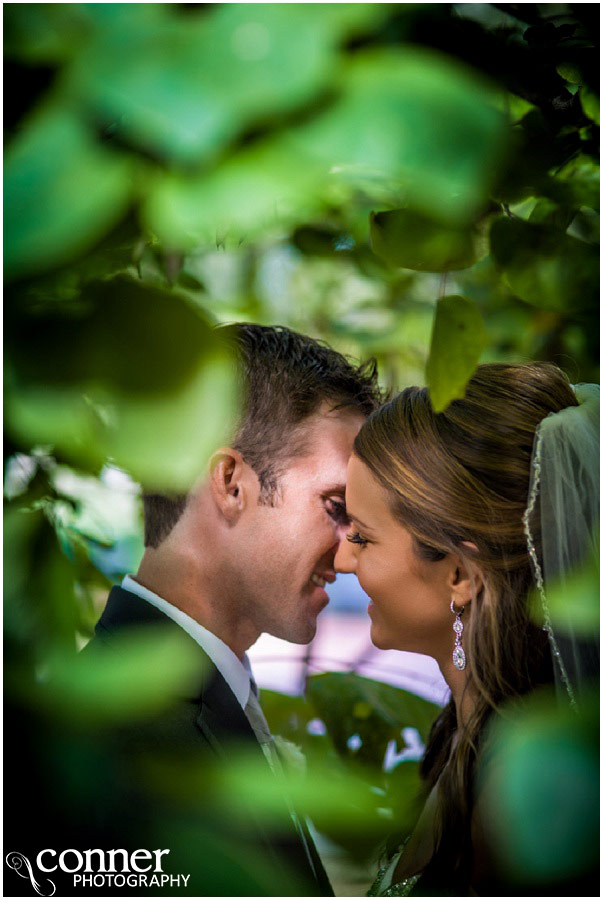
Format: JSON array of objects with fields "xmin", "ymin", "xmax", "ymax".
[{"xmin": 273, "ymin": 735, "xmax": 307, "ymax": 777}]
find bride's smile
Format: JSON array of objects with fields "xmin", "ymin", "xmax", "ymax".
[{"xmin": 335, "ymin": 455, "xmax": 477, "ymax": 675}]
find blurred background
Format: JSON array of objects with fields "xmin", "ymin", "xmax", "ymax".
[{"xmin": 4, "ymin": 3, "xmax": 599, "ymax": 895}]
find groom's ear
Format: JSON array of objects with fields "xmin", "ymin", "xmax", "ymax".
[{"xmin": 208, "ymin": 448, "xmax": 249, "ymax": 522}]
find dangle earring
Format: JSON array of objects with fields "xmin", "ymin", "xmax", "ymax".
[{"xmin": 450, "ymin": 599, "xmax": 466, "ymax": 670}]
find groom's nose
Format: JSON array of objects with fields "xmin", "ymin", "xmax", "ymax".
[{"xmin": 334, "ymin": 534, "xmax": 356, "ymax": 574}]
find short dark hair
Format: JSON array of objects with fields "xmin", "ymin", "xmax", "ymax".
[{"xmin": 143, "ymin": 324, "xmax": 383, "ymax": 547}]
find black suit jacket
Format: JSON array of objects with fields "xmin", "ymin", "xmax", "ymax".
[{"xmin": 79, "ymin": 586, "xmax": 333, "ymax": 896}]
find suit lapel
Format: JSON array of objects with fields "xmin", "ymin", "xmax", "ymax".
[
  {"xmin": 96, "ymin": 586, "xmax": 333, "ymax": 895},
  {"xmin": 196, "ymin": 662, "xmax": 259, "ymax": 755}
]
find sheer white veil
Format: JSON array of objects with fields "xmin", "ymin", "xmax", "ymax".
[{"xmin": 523, "ymin": 383, "xmax": 600, "ymax": 709}]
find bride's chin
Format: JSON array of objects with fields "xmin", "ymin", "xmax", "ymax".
[{"xmin": 369, "ymin": 623, "xmax": 394, "ymax": 651}]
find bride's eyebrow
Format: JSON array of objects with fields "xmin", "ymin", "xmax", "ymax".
[{"xmin": 347, "ymin": 512, "xmax": 373, "ymax": 531}]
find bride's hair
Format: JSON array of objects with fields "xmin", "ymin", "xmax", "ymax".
[{"xmin": 354, "ymin": 361, "xmax": 578, "ymax": 890}]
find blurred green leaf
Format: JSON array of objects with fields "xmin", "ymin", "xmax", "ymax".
[
  {"xmin": 5, "ymin": 276, "xmax": 238, "ymax": 490},
  {"xmin": 292, "ymin": 48, "xmax": 507, "ymax": 225},
  {"xmin": 528, "ymin": 198, "xmax": 575, "ymax": 231},
  {"xmin": 307, "ymin": 672, "xmax": 441, "ymax": 764},
  {"xmin": 490, "ymin": 216, "xmax": 599, "ymax": 311},
  {"xmin": 4, "ymin": 4, "xmax": 90, "ymax": 64},
  {"xmin": 218, "ymin": 745, "xmax": 391, "ymax": 845},
  {"xmin": 567, "ymin": 207, "xmax": 599, "ymax": 245},
  {"xmin": 5, "ymin": 108, "xmax": 132, "ymax": 281},
  {"xmin": 580, "ymin": 87, "xmax": 600, "ymax": 125},
  {"xmin": 4, "ymin": 503, "xmax": 79, "ymax": 656},
  {"xmin": 556, "ymin": 62, "xmax": 583, "ymax": 85},
  {"xmin": 529, "ymin": 543, "xmax": 600, "ymax": 637},
  {"xmin": 143, "ymin": 137, "xmax": 323, "ymax": 250},
  {"xmin": 4, "ymin": 3, "xmax": 166, "ymax": 64},
  {"xmin": 370, "ymin": 209, "xmax": 487, "ymax": 272},
  {"xmin": 551, "ymin": 154, "xmax": 599, "ymax": 212},
  {"xmin": 261, "ymin": 689, "xmax": 319, "ymax": 740},
  {"xmin": 29, "ymin": 626, "xmax": 208, "ymax": 726},
  {"xmin": 426, "ymin": 295, "xmax": 487, "ymax": 413},
  {"xmin": 479, "ymin": 689, "xmax": 599, "ymax": 887},
  {"xmin": 65, "ymin": 4, "xmax": 354, "ymax": 166}
]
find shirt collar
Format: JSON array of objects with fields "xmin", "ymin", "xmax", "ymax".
[{"xmin": 121, "ymin": 575, "xmax": 252, "ymax": 709}]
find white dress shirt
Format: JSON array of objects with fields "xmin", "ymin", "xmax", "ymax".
[
  {"xmin": 121, "ymin": 577, "xmax": 314, "ymax": 873},
  {"xmin": 121, "ymin": 575, "xmax": 254, "ymax": 710}
]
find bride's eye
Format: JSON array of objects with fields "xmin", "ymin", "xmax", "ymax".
[
  {"xmin": 325, "ymin": 499, "xmax": 349, "ymax": 525},
  {"xmin": 347, "ymin": 530, "xmax": 368, "ymax": 546}
]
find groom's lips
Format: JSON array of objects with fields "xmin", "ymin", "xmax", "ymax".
[
  {"xmin": 307, "ymin": 572, "xmax": 334, "ymax": 609},
  {"xmin": 310, "ymin": 571, "xmax": 336, "ymax": 588}
]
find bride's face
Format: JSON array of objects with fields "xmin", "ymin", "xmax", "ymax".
[{"xmin": 335, "ymin": 454, "xmax": 456, "ymax": 658}]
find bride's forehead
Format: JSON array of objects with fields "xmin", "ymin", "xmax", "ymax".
[{"xmin": 347, "ymin": 454, "xmax": 383, "ymax": 491}]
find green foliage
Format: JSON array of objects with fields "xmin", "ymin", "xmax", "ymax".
[
  {"xmin": 370, "ymin": 209, "xmax": 487, "ymax": 272},
  {"xmin": 259, "ymin": 674, "xmax": 440, "ymax": 857},
  {"xmin": 6, "ymin": 276, "xmax": 238, "ymax": 490},
  {"xmin": 478, "ymin": 689, "xmax": 599, "ymax": 888},
  {"xmin": 17, "ymin": 628, "xmax": 208, "ymax": 727},
  {"xmin": 5, "ymin": 108, "xmax": 132, "ymax": 280},
  {"xmin": 490, "ymin": 216, "xmax": 599, "ymax": 312},
  {"xmin": 529, "ymin": 541, "xmax": 600, "ymax": 638},
  {"xmin": 3, "ymin": 4, "xmax": 599, "ymax": 885},
  {"xmin": 426, "ymin": 295, "xmax": 488, "ymax": 412},
  {"xmin": 306, "ymin": 672, "xmax": 440, "ymax": 757},
  {"xmin": 4, "ymin": 3, "xmax": 599, "ymax": 470}
]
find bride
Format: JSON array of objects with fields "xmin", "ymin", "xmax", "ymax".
[{"xmin": 334, "ymin": 362, "xmax": 599, "ymax": 895}]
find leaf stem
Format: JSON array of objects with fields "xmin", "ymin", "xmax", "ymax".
[{"xmin": 439, "ymin": 272, "xmax": 449, "ymax": 298}]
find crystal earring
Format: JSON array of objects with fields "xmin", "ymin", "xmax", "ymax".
[{"xmin": 450, "ymin": 599, "xmax": 466, "ymax": 670}]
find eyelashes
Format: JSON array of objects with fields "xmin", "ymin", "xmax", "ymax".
[
  {"xmin": 326, "ymin": 499, "xmax": 349, "ymax": 526},
  {"xmin": 325, "ymin": 500, "xmax": 369, "ymax": 547}
]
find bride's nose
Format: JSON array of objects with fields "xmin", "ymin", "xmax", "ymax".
[{"xmin": 334, "ymin": 535, "xmax": 357, "ymax": 574}]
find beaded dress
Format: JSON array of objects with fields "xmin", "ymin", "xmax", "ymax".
[
  {"xmin": 367, "ymin": 778, "xmax": 440, "ymax": 897},
  {"xmin": 367, "ymin": 841, "xmax": 420, "ymax": 897}
]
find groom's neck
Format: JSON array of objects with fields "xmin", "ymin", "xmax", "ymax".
[{"xmin": 134, "ymin": 545, "xmax": 260, "ymax": 660}]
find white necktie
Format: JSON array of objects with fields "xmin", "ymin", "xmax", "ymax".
[{"xmin": 244, "ymin": 688, "xmax": 282, "ymax": 774}]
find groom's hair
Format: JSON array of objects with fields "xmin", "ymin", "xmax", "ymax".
[{"xmin": 143, "ymin": 324, "xmax": 383, "ymax": 547}]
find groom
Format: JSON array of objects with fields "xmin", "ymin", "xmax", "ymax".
[{"xmin": 86, "ymin": 324, "xmax": 382, "ymax": 895}]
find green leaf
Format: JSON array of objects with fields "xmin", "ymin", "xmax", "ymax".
[
  {"xmin": 306, "ymin": 672, "xmax": 441, "ymax": 765},
  {"xmin": 528, "ymin": 198, "xmax": 575, "ymax": 231},
  {"xmin": 4, "ymin": 108, "xmax": 132, "ymax": 281},
  {"xmin": 370, "ymin": 209, "xmax": 487, "ymax": 272},
  {"xmin": 4, "ymin": 504, "xmax": 79, "ymax": 656},
  {"xmin": 292, "ymin": 48, "xmax": 507, "ymax": 225},
  {"xmin": 478, "ymin": 690, "xmax": 599, "ymax": 886},
  {"xmin": 580, "ymin": 87, "xmax": 600, "ymax": 125},
  {"xmin": 143, "ymin": 137, "xmax": 323, "ymax": 251},
  {"xmin": 4, "ymin": 3, "xmax": 166, "ymax": 64},
  {"xmin": 556, "ymin": 62, "xmax": 583, "ymax": 85},
  {"xmin": 219, "ymin": 745, "xmax": 386, "ymax": 837},
  {"xmin": 529, "ymin": 543, "xmax": 600, "ymax": 638},
  {"xmin": 30, "ymin": 627, "xmax": 209, "ymax": 726},
  {"xmin": 552, "ymin": 154, "xmax": 599, "ymax": 212},
  {"xmin": 490, "ymin": 216, "xmax": 599, "ymax": 312},
  {"xmin": 65, "ymin": 4, "xmax": 349, "ymax": 166},
  {"xmin": 5, "ymin": 276, "xmax": 238, "ymax": 491},
  {"xmin": 426, "ymin": 295, "xmax": 488, "ymax": 413}
]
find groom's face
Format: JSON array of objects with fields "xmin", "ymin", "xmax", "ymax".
[{"xmin": 233, "ymin": 405, "xmax": 363, "ymax": 643}]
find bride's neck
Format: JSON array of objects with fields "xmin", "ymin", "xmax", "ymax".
[{"xmin": 439, "ymin": 659, "xmax": 476, "ymax": 727}]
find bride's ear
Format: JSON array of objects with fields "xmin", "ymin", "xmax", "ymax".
[{"xmin": 449, "ymin": 542, "xmax": 483, "ymax": 609}]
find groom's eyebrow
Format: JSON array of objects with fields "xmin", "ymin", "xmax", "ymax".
[{"xmin": 324, "ymin": 483, "xmax": 346, "ymax": 497}]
